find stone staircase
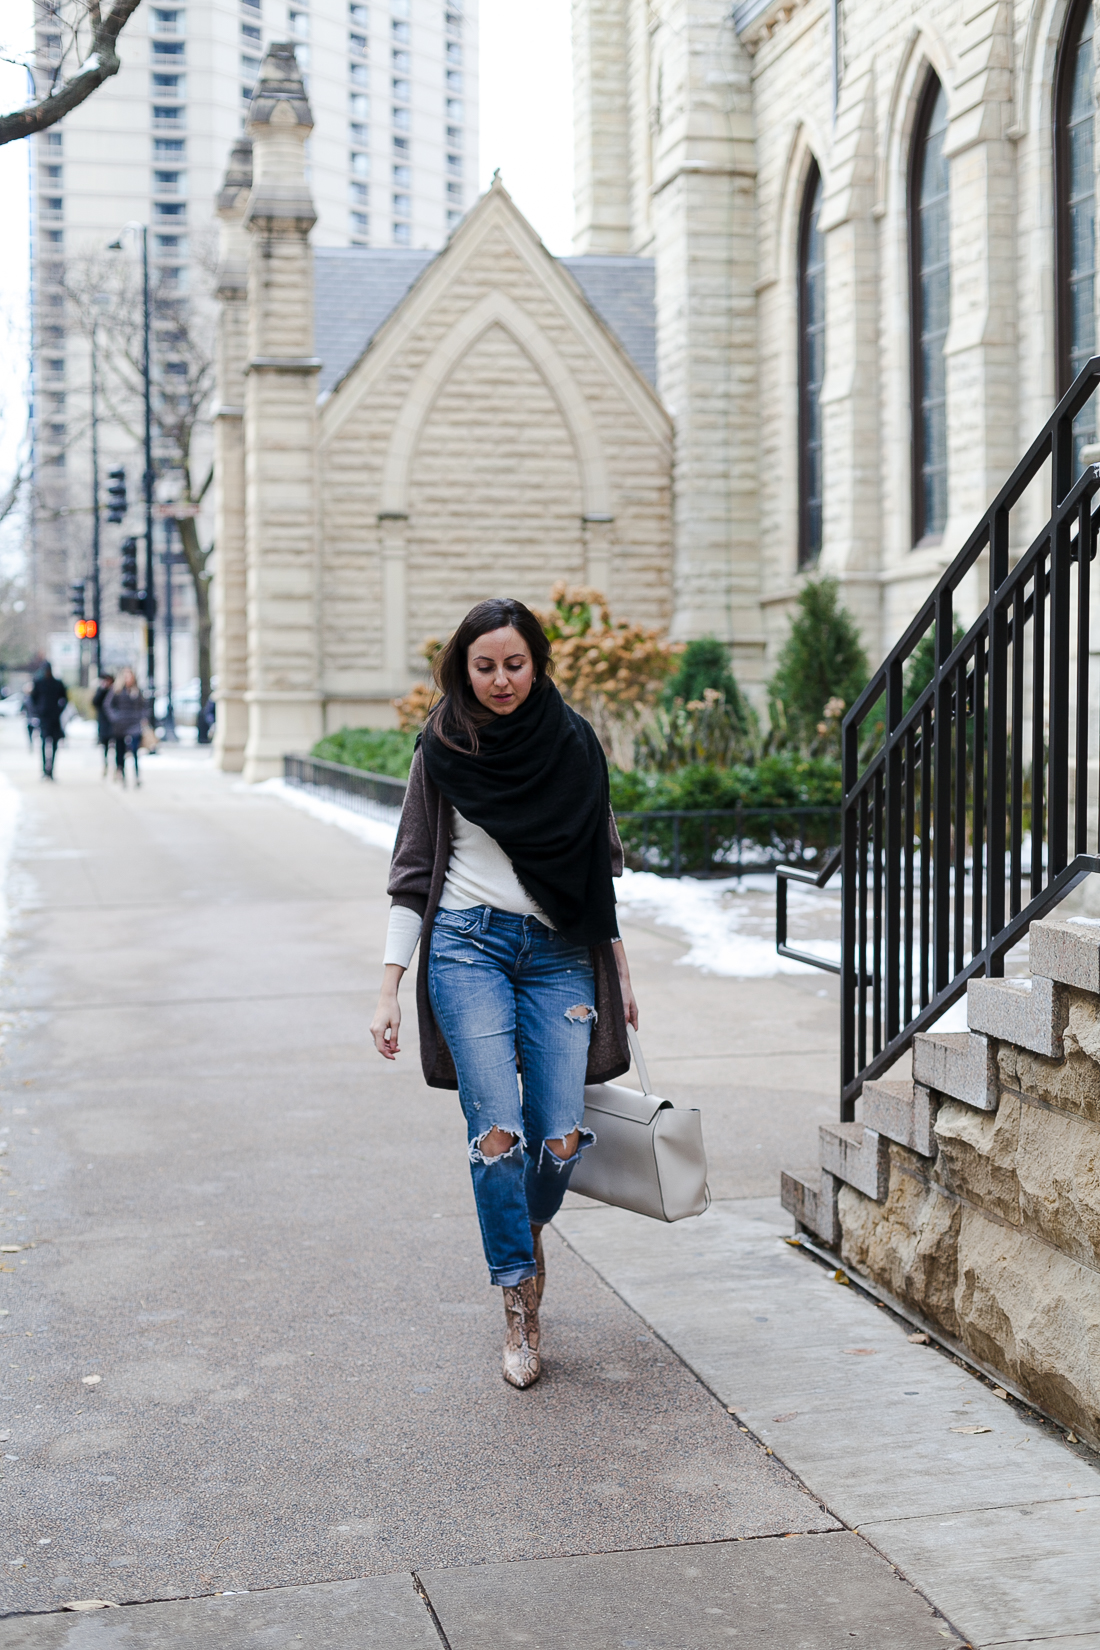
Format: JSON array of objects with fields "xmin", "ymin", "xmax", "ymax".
[{"xmin": 781, "ymin": 912, "xmax": 1100, "ymax": 1447}]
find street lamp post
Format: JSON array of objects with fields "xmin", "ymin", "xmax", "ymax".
[
  {"xmin": 161, "ymin": 516, "xmax": 177, "ymax": 741},
  {"xmin": 89, "ymin": 320, "xmax": 103, "ymax": 678},
  {"xmin": 109, "ymin": 224, "xmax": 156, "ymax": 700}
]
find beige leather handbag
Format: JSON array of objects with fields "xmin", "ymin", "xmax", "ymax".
[{"xmin": 570, "ymin": 1026, "xmax": 709, "ymax": 1222}]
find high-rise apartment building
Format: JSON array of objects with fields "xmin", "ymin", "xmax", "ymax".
[{"xmin": 28, "ymin": 0, "xmax": 478, "ymax": 671}]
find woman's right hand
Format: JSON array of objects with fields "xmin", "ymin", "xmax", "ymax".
[{"xmin": 370, "ymin": 964, "xmax": 406, "ymax": 1059}]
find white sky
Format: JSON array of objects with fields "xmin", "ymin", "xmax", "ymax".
[{"xmin": 0, "ymin": 0, "xmax": 575, "ymax": 532}]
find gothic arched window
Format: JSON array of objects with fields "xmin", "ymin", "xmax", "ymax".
[
  {"xmin": 910, "ymin": 76, "xmax": 950, "ymax": 544},
  {"xmin": 798, "ymin": 162, "xmax": 826, "ymax": 566},
  {"xmin": 1055, "ymin": 0, "xmax": 1096, "ymax": 469}
]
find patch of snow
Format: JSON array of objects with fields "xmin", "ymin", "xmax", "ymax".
[
  {"xmin": 256, "ymin": 777, "xmax": 399, "ymax": 851},
  {"xmin": 616, "ymin": 868, "xmax": 839, "ymax": 977}
]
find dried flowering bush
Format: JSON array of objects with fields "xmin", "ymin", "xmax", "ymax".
[{"xmin": 534, "ymin": 584, "xmax": 682, "ymax": 763}]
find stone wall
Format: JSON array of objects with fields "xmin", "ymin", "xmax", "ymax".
[{"xmin": 784, "ymin": 913, "xmax": 1100, "ymax": 1451}]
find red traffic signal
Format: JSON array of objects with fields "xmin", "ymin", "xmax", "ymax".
[{"xmin": 74, "ymin": 618, "xmax": 98, "ymax": 640}]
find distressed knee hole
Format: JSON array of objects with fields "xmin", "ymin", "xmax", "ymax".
[
  {"xmin": 545, "ymin": 1129, "xmax": 581, "ymax": 1160},
  {"xmin": 469, "ymin": 1125, "xmax": 524, "ymax": 1166},
  {"xmin": 564, "ymin": 1003, "xmax": 597, "ymax": 1024}
]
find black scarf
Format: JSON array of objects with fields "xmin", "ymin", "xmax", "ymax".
[{"xmin": 421, "ymin": 681, "xmax": 618, "ymax": 947}]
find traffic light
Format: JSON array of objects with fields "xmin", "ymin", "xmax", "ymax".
[
  {"xmin": 106, "ymin": 466, "xmax": 127, "ymax": 524},
  {"xmin": 69, "ymin": 580, "xmax": 85, "ymax": 619},
  {"xmin": 119, "ymin": 536, "xmax": 142, "ymax": 614},
  {"xmin": 75, "ymin": 618, "xmax": 98, "ymax": 640}
]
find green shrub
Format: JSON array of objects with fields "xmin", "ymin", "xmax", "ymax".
[
  {"xmin": 311, "ymin": 727, "xmax": 418, "ymax": 779},
  {"xmin": 610, "ymin": 751, "xmax": 841, "ymax": 871},
  {"xmin": 662, "ymin": 637, "xmax": 739, "ymax": 707},
  {"xmin": 634, "ymin": 688, "xmax": 759, "ymax": 771},
  {"xmin": 768, "ymin": 578, "xmax": 868, "ymax": 752}
]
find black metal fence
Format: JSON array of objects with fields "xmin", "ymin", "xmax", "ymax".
[
  {"xmin": 820, "ymin": 357, "xmax": 1100, "ymax": 1118},
  {"xmin": 283, "ymin": 754, "xmax": 407, "ymax": 815},
  {"xmin": 616, "ymin": 806, "xmax": 839, "ymax": 877}
]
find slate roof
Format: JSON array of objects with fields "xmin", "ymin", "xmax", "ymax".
[
  {"xmin": 560, "ymin": 257, "xmax": 657, "ymax": 387},
  {"xmin": 314, "ymin": 248, "xmax": 436, "ymax": 396},
  {"xmin": 313, "ymin": 245, "xmax": 658, "ymax": 400}
]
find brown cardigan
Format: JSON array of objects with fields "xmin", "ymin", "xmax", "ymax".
[{"xmin": 388, "ymin": 745, "xmax": 631, "ymax": 1090}]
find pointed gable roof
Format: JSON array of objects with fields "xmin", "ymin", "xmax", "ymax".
[{"xmin": 312, "ymin": 180, "xmax": 660, "ymax": 404}]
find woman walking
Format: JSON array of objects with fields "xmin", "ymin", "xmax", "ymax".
[
  {"xmin": 371, "ymin": 598, "xmax": 637, "ymax": 1389},
  {"xmin": 105, "ymin": 668, "xmax": 148, "ymax": 787}
]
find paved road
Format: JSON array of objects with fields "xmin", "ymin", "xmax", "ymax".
[{"xmin": 0, "ymin": 727, "xmax": 959, "ymax": 1646}]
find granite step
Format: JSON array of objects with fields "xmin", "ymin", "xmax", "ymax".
[
  {"xmin": 966, "ymin": 973, "xmax": 1068, "ymax": 1060},
  {"xmin": 911, "ymin": 1029, "xmax": 998, "ymax": 1111},
  {"xmin": 819, "ymin": 1121, "xmax": 889, "ymax": 1201},
  {"xmin": 779, "ymin": 1166, "xmax": 840, "ymax": 1249},
  {"xmin": 861, "ymin": 1077, "xmax": 938, "ymax": 1157}
]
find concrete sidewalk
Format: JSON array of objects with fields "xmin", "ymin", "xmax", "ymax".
[{"xmin": 0, "ymin": 724, "xmax": 1014, "ymax": 1646}]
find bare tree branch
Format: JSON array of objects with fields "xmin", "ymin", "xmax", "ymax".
[{"xmin": 0, "ymin": 0, "xmax": 143, "ymax": 147}]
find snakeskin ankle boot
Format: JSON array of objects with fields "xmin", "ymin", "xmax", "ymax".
[
  {"xmin": 531, "ymin": 1224, "xmax": 546, "ymax": 1302},
  {"xmin": 501, "ymin": 1277, "xmax": 541, "ymax": 1389}
]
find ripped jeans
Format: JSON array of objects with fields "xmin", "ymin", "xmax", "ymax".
[{"xmin": 428, "ymin": 905, "xmax": 597, "ymax": 1287}]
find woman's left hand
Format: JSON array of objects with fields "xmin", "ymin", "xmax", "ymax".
[{"xmin": 613, "ymin": 939, "xmax": 639, "ymax": 1030}]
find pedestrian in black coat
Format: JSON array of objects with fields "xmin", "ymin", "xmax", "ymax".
[
  {"xmin": 30, "ymin": 663, "xmax": 67, "ymax": 780},
  {"xmin": 91, "ymin": 673, "xmax": 116, "ymax": 777}
]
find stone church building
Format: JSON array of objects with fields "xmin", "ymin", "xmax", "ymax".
[
  {"xmin": 571, "ymin": 0, "xmax": 1097, "ymax": 683},
  {"xmin": 212, "ymin": 46, "xmax": 672, "ymax": 778},
  {"xmin": 215, "ymin": 2, "xmax": 1098, "ymax": 776}
]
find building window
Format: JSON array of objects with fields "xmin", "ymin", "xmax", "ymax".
[
  {"xmin": 393, "ymin": 163, "xmax": 410, "ymax": 185},
  {"xmin": 350, "ymin": 2, "xmax": 367, "ymax": 19},
  {"xmin": 393, "ymin": 192, "xmax": 410, "ymax": 215},
  {"xmin": 446, "ymin": 99, "xmax": 463, "ymax": 123},
  {"xmin": 151, "ymin": 72, "xmax": 184, "ymax": 92},
  {"xmin": 909, "ymin": 75, "xmax": 950, "ymax": 545},
  {"xmin": 351, "ymin": 150, "xmax": 369, "ymax": 175},
  {"xmin": 351, "ymin": 210, "xmax": 369, "ymax": 233},
  {"xmin": 241, "ymin": 22, "xmax": 261, "ymax": 41},
  {"xmin": 349, "ymin": 60, "xmax": 367, "ymax": 85},
  {"xmin": 152, "ymin": 6, "xmax": 182, "ymax": 29},
  {"xmin": 154, "ymin": 137, "xmax": 185, "ymax": 156},
  {"xmin": 798, "ymin": 162, "xmax": 825, "ymax": 567},
  {"xmin": 349, "ymin": 31, "xmax": 367, "ymax": 55},
  {"xmin": 289, "ymin": 10, "xmax": 309, "ymax": 37},
  {"xmin": 350, "ymin": 122, "xmax": 368, "ymax": 143},
  {"xmin": 242, "ymin": 52, "xmax": 261, "ymax": 75},
  {"xmin": 350, "ymin": 92, "xmax": 369, "ymax": 118},
  {"xmin": 393, "ymin": 106, "xmax": 410, "ymax": 130},
  {"xmin": 1055, "ymin": 0, "xmax": 1096, "ymax": 471},
  {"xmin": 350, "ymin": 180, "xmax": 368, "ymax": 203},
  {"xmin": 152, "ymin": 104, "xmax": 185, "ymax": 124},
  {"xmin": 393, "ymin": 221, "xmax": 410, "ymax": 245}
]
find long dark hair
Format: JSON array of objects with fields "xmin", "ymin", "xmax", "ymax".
[{"xmin": 426, "ymin": 597, "xmax": 554, "ymax": 753}]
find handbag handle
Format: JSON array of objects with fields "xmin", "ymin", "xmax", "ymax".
[{"xmin": 626, "ymin": 1024, "xmax": 652, "ymax": 1096}]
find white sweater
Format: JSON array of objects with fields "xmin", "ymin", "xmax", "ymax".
[{"xmin": 383, "ymin": 808, "xmax": 552, "ymax": 969}]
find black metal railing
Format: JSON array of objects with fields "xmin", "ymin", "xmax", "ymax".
[
  {"xmin": 776, "ymin": 847, "xmax": 842, "ymax": 973},
  {"xmin": 284, "ymin": 754, "xmax": 407, "ymax": 815},
  {"xmin": 617, "ymin": 806, "xmax": 839, "ymax": 877},
  {"xmin": 786, "ymin": 357, "xmax": 1100, "ymax": 1118}
]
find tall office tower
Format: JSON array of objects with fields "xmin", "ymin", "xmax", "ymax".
[{"xmin": 28, "ymin": 0, "xmax": 479, "ymax": 668}]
